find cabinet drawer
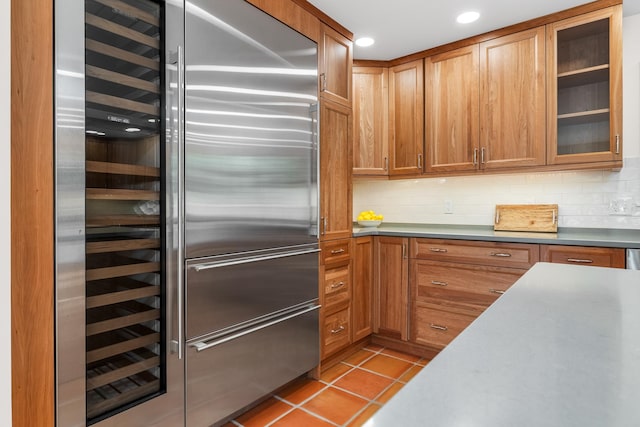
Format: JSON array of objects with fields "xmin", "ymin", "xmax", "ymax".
[
  {"xmin": 412, "ymin": 238, "xmax": 539, "ymax": 269},
  {"xmin": 540, "ymin": 245, "xmax": 625, "ymax": 268},
  {"xmin": 323, "ymin": 265, "xmax": 350, "ymax": 307},
  {"xmin": 412, "ymin": 305, "xmax": 475, "ymax": 349},
  {"xmin": 322, "ymin": 307, "xmax": 351, "ymax": 357},
  {"xmin": 412, "ymin": 260, "xmax": 523, "ymax": 313},
  {"xmin": 321, "ymin": 239, "xmax": 351, "ymax": 266}
]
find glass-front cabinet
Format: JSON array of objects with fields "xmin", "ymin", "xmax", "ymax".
[{"xmin": 546, "ymin": 5, "xmax": 622, "ymax": 166}]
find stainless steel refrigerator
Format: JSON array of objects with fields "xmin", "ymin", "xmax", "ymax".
[
  {"xmin": 54, "ymin": 0, "xmax": 319, "ymax": 426},
  {"xmin": 182, "ymin": 1, "xmax": 320, "ymax": 425}
]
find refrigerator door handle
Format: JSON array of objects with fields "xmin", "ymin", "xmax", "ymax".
[
  {"xmin": 191, "ymin": 248, "xmax": 321, "ymax": 272},
  {"xmin": 169, "ymin": 44, "xmax": 186, "ymax": 360},
  {"xmin": 190, "ymin": 304, "xmax": 321, "ymax": 352}
]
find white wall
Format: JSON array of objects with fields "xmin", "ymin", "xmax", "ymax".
[
  {"xmin": 1, "ymin": 0, "xmax": 11, "ymax": 424},
  {"xmin": 354, "ymin": 13, "xmax": 640, "ymax": 230}
]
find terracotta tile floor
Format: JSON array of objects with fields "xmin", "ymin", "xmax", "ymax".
[{"xmin": 224, "ymin": 345, "xmax": 429, "ymax": 427}]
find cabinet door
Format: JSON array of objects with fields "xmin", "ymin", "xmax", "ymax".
[
  {"xmin": 320, "ymin": 100, "xmax": 352, "ymax": 241},
  {"xmin": 319, "ymin": 23, "xmax": 353, "ymax": 107},
  {"xmin": 546, "ymin": 6, "xmax": 622, "ymax": 166},
  {"xmin": 353, "ymin": 67, "xmax": 389, "ymax": 175},
  {"xmin": 480, "ymin": 27, "xmax": 546, "ymax": 170},
  {"xmin": 426, "ymin": 45, "xmax": 479, "ymax": 173},
  {"xmin": 389, "ymin": 59, "xmax": 424, "ymax": 176},
  {"xmin": 540, "ymin": 245, "xmax": 625, "ymax": 268},
  {"xmin": 352, "ymin": 237, "xmax": 373, "ymax": 342},
  {"xmin": 374, "ymin": 237, "xmax": 409, "ymax": 340}
]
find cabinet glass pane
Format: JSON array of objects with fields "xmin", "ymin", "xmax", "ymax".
[
  {"xmin": 556, "ymin": 17, "xmax": 610, "ymax": 155},
  {"xmin": 84, "ymin": 0, "xmax": 164, "ymax": 422}
]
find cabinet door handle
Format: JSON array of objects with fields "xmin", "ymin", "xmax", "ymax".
[
  {"xmin": 429, "ymin": 248, "xmax": 448, "ymax": 253},
  {"xmin": 490, "ymin": 252, "xmax": 512, "ymax": 258},
  {"xmin": 402, "ymin": 243, "xmax": 407, "ymax": 259},
  {"xmin": 473, "ymin": 148, "xmax": 478, "ymax": 166},
  {"xmin": 320, "ymin": 73, "xmax": 327, "ymax": 92},
  {"xmin": 417, "ymin": 153, "xmax": 423, "ymax": 169},
  {"xmin": 567, "ymin": 258, "xmax": 594, "ymax": 264},
  {"xmin": 321, "ymin": 217, "xmax": 326, "ymax": 235},
  {"xmin": 384, "ymin": 157, "xmax": 389, "ymax": 171},
  {"xmin": 330, "ymin": 325, "xmax": 345, "ymax": 334},
  {"xmin": 481, "ymin": 147, "xmax": 486, "ymax": 164},
  {"xmin": 431, "ymin": 280, "xmax": 448, "ymax": 287},
  {"xmin": 330, "ymin": 248, "xmax": 345, "ymax": 255},
  {"xmin": 615, "ymin": 135, "xmax": 620, "ymax": 154},
  {"xmin": 429, "ymin": 324, "xmax": 448, "ymax": 331},
  {"xmin": 489, "ymin": 289, "xmax": 506, "ymax": 295},
  {"xmin": 330, "ymin": 281, "xmax": 345, "ymax": 289}
]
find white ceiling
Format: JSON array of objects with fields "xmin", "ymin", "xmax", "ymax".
[{"xmin": 307, "ymin": 0, "xmax": 640, "ymax": 60}]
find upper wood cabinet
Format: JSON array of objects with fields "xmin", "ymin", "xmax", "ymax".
[
  {"xmin": 353, "ymin": 66, "xmax": 389, "ymax": 176},
  {"xmin": 319, "ymin": 99, "xmax": 352, "ymax": 241},
  {"xmin": 389, "ymin": 59, "xmax": 424, "ymax": 176},
  {"xmin": 425, "ymin": 45, "xmax": 479, "ymax": 173},
  {"xmin": 479, "ymin": 27, "xmax": 546, "ymax": 170},
  {"xmin": 245, "ymin": 0, "xmax": 320, "ymax": 41},
  {"xmin": 546, "ymin": 6, "xmax": 622, "ymax": 166},
  {"xmin": 319, "ymin": 23, "xmax": 353, "ymax": 107}
]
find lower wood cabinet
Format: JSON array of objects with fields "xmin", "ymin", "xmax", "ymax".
[
  {"xmin": 410, "ymin": 259, "xmax": 527, "ymax": 351},
  {"xmin": 540, "ymin": 244, "xmax": 626, "ymax": 268},
  {"xmin": 412, "ymin": 306, "xmax": 475, "ymax": 349},
  {"xmin": 320, "ymin": 238, "xmax": 352, "ymax": 359},
  {"xmin": 322, "ymin": 305, "xmax": 351, "ymax": 358},
  {"xmin": 374, "ymin": 236, "xmax": 409, "ymax": 341},
  {"xmin": 352, "ymin": 237, "xmax": 374, "ymax": 342},
  {"xmin": 367, "ymin": 236, "xmax": 627, "ymax": 358}
]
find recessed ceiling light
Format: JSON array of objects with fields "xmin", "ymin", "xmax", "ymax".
[
  {"xmin": 355, "ymin": 37, "xmax": 375, "ymax": 47},
  {"xmin": 457, "ymin": 11, "xmax": 480, "ymax": 24}
]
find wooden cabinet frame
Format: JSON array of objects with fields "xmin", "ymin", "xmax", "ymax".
[{"xmin": 546, "ymin": 6, "xmax": 622, "ymax": 166}]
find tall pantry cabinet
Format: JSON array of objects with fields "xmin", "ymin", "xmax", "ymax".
[{"xmin": 318, "ymin": 22, "xmax": 355, "ymax": 363}]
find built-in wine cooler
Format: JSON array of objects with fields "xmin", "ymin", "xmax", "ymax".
[{"xmin": 84, "ymin": 0, "xmax": 163, "ymax": 421}]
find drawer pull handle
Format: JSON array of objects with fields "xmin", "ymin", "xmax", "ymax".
[
  {"xmin": 429, "ymin": 324, "xmax": 448, "ymax": 331},
  {"xmin": 429, "ymin": 248, "xmax": 448, "ymax": 253},
  {"xmin": 567, "ymin": 258, "xmax": 593, "ymax": 264},
  {"xmin": 489, "ymin": 289, "xmax": 506, "ymax": 295},
  {"xmin": 330, "ymin": 281, "xmax": 345, "ymax": 289},
  {"xmin": 490, "ymin": 252, "xmax": 512, "ymax": 257},
  {"xmin": 431, "ymin": 280, "xmax": 448, "ymax": 287},
  {"xmin": 330, "ymin": 325, "xmax": 345, "ymax": 334},
  {"xmin": 330, "ymin": 249, "xmax": 345, "ymax": 255}
]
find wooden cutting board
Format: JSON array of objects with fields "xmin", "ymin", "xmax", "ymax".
[{"xmin": 494, "ymin": 204, "xmax": 559, "ymax": 232}]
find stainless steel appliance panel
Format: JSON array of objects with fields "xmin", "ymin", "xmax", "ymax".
[
  {"xmin": 186, "ymin": 246, "xmax": 319, "ymax": 340},
  {"xmin": 186, "ymin": 305, "xmax": 320, "ymax": 427},
  {"xmin": 184, "ymin": 0, "xmax": 319, "ymax": 258},
  {"xmin": 55, "ymin": 0, "xmax": 86, "ymax": 425},
  {"xmin": 627, "ymin": 249, "xmax": 640, "ymax": 270}
]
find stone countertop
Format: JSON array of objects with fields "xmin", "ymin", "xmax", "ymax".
[
  {"xmin": 352, "ymin": 223, "xmax": 640, "ymax": 248},
  {"xmin": 364, "ymin": 262, "xmax": 640, "ymax": 427}
]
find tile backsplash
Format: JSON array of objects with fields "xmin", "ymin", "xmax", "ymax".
[{"xmin": 353, "ymin": 156, "xmax": 640, "ymax": 229}]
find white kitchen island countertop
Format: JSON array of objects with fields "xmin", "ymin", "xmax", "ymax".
[{"xmin": 365, "ymin": 262, "xmax": 640, "ymax": 427}]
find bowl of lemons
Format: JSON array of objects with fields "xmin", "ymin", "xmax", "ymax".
[{"xmin": 357, "ymin": 210, "xmax": 384, "ymax": 227}]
